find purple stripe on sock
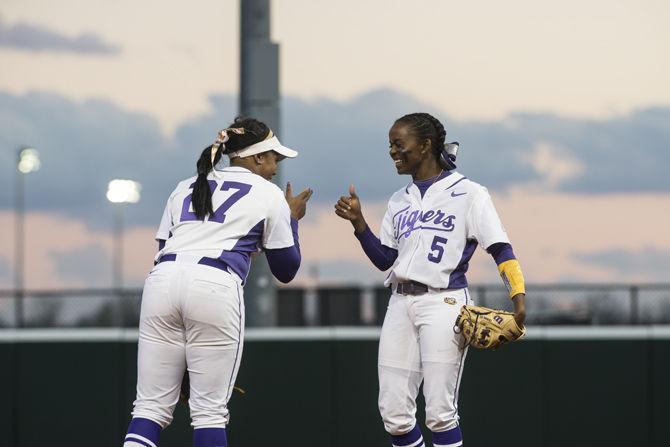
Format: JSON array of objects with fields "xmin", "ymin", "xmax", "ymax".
[
  {"xmin": 432, "ymin": 425, "xmax": 462, "ymax": 445},
  {"xmin": 193, "ymin": 427, "xmax": 227, "ymax": 447},
  {"xmin": 392, "ymin": 425, "xmax": 422, "ymax": 446},
  {"xmin": 126, "ymin": 417, "xmax": 160, "ymax": 445},
  {"xmin": 125, "ymin": 436, "xmax": 154, "ymax": 447}
]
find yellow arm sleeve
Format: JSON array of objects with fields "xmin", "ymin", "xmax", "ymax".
[{"xmin": 497, "ymin": 259, "xmax": 525, "ymax": 299}]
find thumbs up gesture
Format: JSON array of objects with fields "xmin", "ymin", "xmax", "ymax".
[{"xmin": 334, "ymin": 184, "xmax": 367, "ymax": 234}]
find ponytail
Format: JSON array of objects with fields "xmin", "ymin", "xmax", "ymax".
[{"xmin": 192, "ymin": 145, "xmax": 220, "ymax": 220}]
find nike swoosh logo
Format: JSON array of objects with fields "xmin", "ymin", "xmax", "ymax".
[{"xmin": 451, "ymin": 191, "xmax": 467, "ymax": 197}]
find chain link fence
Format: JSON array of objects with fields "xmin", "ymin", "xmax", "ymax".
[{"xmin": 1, "ymin": 284, "xmax": 669, "ymax": 328}]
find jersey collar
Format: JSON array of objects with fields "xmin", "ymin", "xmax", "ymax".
[
  {"xmin": 218, "ymin": 166, "xmax": 253, "ymax": 173},
  {"xmin": 212, "ymin": 166, "xmax": 253, "ymax": 178},
  {"xmin": 442, "ymin": 172, "xmax": 467, "ymax": 191},
  {"xmin": 405, "ymin": 170, "xmax": 458, "ymax": 195}
]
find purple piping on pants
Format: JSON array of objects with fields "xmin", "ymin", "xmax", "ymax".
[
  {"xmin": 451, "ymin": 288, "xmax": 470, "ymax": 419},
  {"xmin": 224, "ymin": 282, "xmax": 243, "ymax": 404}
]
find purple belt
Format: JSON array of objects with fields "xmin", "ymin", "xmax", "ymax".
[{"xmin": 157, "ymin": 253, "xmax": 232, "ymax": 273}]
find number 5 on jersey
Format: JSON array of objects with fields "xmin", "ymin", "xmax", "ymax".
[
  {"xmin": 428, "ymin": 236, "xmax": 448, "ymax": 263},
  {"xmin": 180, "ymin": 181, "xmax": 252, "ymax": 223}
]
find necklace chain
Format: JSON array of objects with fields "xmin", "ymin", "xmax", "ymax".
[{"xmin": 429, "ymin": 169, "xmax": 444, "ymax": 187}]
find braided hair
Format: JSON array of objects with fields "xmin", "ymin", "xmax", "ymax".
[
  {"xmin": 192, "ymin": 117, "xmax": 270, "ymax": 220},
  {"xmin": 394, "ymin": 113, "xmax": 456, "ymax": 170}
]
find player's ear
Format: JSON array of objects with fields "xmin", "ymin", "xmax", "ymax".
[
  {"xmin": 422, "ymin": 138, "xmax": 432, "ymax": 154},
  {"xmin": 253, "ymin": 153, "xmax": 264, "ymax": 165}
]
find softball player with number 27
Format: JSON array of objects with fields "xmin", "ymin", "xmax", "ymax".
[
  {"xmin": 335, "ymin": 113, "xmax": 526, "ymax": 447},
  {"xmin": 122, "ymin": 117, "xmax": 312, "ymax": 447}
]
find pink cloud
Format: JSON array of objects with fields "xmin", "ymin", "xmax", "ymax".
[
  {"xmin": 1, "ymin": 190, "xmax": 667, "ymax": 289},
  {"xmin": 0, "ymin": 211, "xmax": 156, "ymax": 290}
]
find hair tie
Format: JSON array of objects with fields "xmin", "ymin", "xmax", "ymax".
[
  {"xmin": 440, "ymin": 142, "xmax": 460, "ymax": 170},
  {"xmin": 210, "ymin": 128, "xmax": 246, "ymax": 166}
]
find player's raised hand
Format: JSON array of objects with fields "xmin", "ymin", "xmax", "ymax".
[
  {"xmin": 334, "ymin": 184, "xmax": 367, "ymax": 234},
  {"xmin": 285, "ymin": 182, "xmax": 313, "ymax": 220}
]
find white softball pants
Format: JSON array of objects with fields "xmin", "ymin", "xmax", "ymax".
[
  {"xmin": 378, "ymin": 287, "xmax": 470, "ymax": 435},
  {"xmin": 131, "ymin": 261, "xmax": 244, "ymax": 429}
]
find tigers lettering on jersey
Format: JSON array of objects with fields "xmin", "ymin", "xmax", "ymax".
[{"xmin": 393, "ymin": 206, "xmax": 456, "ymax": 241}]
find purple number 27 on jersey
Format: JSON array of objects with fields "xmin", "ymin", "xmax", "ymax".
[{"xmin": 180, "ymin": 181, "xmax": 252, "ymax": 223}]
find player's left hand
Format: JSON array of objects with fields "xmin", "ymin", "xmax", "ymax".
[
  {"xmin": 334, "ymin": 184, "xmax": 367, "ymax": 234},
  {"xmin": 285, "ymin": 182, "xmax": 313, "ymax": 220},
  {"xmin": 512, "ymin": 293, "xmax": 526, "ymax": 327}
]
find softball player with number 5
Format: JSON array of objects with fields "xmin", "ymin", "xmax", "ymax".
[
  {"xmin": 335, "ymin": 113, "xmax": 526, "ymax": 447},
  {"xmin": 123, "ymin": 117, "xmax": 312, "ymax": 447}
]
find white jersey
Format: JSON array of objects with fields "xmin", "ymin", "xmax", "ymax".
[
  {"xmin": 380, "ymin": 171, "xmax": 510, "ymax": 289},
  {"xmin": 154, "ymin": 166, "xmax": 294, "ymax": 281}
]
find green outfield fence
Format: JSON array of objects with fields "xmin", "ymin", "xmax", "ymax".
[
  {"xmin": 2, "ymin": 326, "xmax": 670, "ymax": 447},
  {"xmin": 0, "ymin": 283, "xmax": 669, "ymax": 328}
]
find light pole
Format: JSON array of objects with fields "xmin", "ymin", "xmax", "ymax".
[
  {"xmin": 15, "ymin": 147, "xmax": 40, "ymax": 328},
  {"xmin": 240, "ymin": 0, "xmax": 281, "ymax": 326},
  {"xmin": 106, "ymin": 179, "xmax": 141, "ymax": 295}
]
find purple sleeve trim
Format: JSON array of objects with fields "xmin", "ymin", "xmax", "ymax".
[
  {"xmin": 355, "ymin": 225, "xmax": 398, "ymax": 271},
  {"xmin": 486, "ymin": 242, "xmax": 516, "ymax": 265},
  {"xmin": 265, "ymin": 218, "xmax": 301, "ymax": 283},
  {"xmin": 158, "ymin": 239, "xmax": 166, "ymax": 250}
]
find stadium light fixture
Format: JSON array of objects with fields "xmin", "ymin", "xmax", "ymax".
[
  {"xmin": 17, "ymin": 148, "xmax": 41, "ymax": 174},
  {"xmin": 106, "ymin": 179, "xmax": 141, "ymax": 204}
]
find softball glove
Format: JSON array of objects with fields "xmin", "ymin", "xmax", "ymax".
[{"xmin": 454, "ymin": 305, "xmax": 525, "ymax": 349}]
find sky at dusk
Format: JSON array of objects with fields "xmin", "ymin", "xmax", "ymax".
[{"xmin": 0, "ymin": 0, "xmax": 669, "ymax": 289}]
